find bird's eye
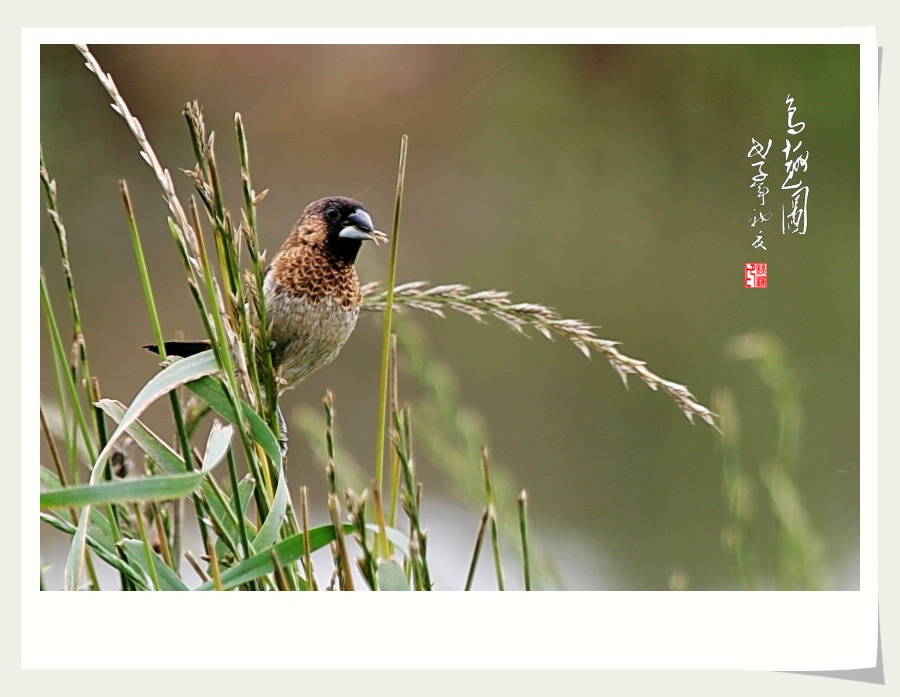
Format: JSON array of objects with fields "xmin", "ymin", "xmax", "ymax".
[{"xmin": 325, "ymin": 206, "xmax": 340, "ymax": 222}]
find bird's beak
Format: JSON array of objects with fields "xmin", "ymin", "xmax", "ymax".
[{"xmin": 339, "ymin": 209, "xmax": 389, "ymax": 244}]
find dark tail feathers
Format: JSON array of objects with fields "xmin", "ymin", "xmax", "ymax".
[{"xmin": 143, "ymin": 340, "xmax": 212, "ymax": 357}]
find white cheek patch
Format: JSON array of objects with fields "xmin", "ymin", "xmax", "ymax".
[{"xmin": 338, "ymin": 225, "xmax": 374, "ymax": 241}]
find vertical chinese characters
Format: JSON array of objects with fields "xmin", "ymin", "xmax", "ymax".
[
  {"xmin": 782, "ymin": 94, "xmax": 809, "ymax": 234},
  {"xmin": 747, "ymin": 137, "xmax": 773, "ymax": 250}
]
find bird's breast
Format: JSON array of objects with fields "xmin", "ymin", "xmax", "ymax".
[{"xmin": 263, "ymin": 273, "xmax": 362, "ymax": 388}]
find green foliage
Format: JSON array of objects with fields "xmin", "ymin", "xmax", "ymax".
[
  {"xmin": 717, "ymin": 333, "xmax": 823, "ymax": 590},
  {"xmin": 40, "ymin": 45, "xmax": 746, "ymax": 593},
  {"xmin": 40, "ymin": 45, "xmax": 526, "ymax": 591}
]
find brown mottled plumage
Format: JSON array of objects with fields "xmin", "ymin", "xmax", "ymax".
[{"xmin": 146, "ymin": 196, "xmax": 385, "ymax": 390}]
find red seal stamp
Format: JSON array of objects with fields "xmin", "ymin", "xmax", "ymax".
[{"xmin": 745, "ymin": 262, "xmax": 767, "ymax": 288}]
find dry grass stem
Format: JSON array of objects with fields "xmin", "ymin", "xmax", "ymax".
[{"xmin": 362, "ymin": 281, "xmax": 717, "ymax": 428}]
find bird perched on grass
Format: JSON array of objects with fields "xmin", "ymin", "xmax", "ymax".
[{"xmin": 147, "ymin": 196, "xmax": 387, "ymax": 391}]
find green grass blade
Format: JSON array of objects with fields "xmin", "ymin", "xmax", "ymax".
[
  {"xmin": 120, "ymin": 540, "xmax": 189, "ymax": 591},
  {"xmin": 193, "ymin": 524, "xmax": 410, "ymax": 591},
  {"xmin": 95, "ymin": 399, "xmax": 186, "ymax": 474},
  {"xmin": 364, "ymin": 523, "xmax": 410, "ymax": 557},
  {"xmin": 45, "ymin": 424, "xmax": 228, "ymax": 509},
  {"xmin": 202, "ymin": 421, "xmax": 234, "ymax": 471},
  {"xmin": 41, "ymin": 457, "xmax": 225, "ymax": 509},
  {"xmin": 209, "ymin": 477, "xmax": 257, "ymax": 560},
  {"xmin": 194, "ymin": 525, "xmax": 347, "ymax": 591},
  {"xmin": 93, "ymin": 351, "xmax": 220, "ymax": 475},
  {"xmin": 41, "ymin": 469, "xmax": 117, "ymax": 552},
  {"xmin": 251, "ymin": 465, "xmax": 289, "ymax": 552},
  {"xmin": 41, "ymin": 512, "xmax": 151, "ymax": 590},
  {"xmin": 374, "ymin": 135, "xmax": 408, "ymax": 527},
  {"xmin": 186, "ymin": 374, "xmax": 282, "ymax": 468},
  {"xmin": 63, "ymin": 508, "xmax": 91, "ymax": 591},
  {"xmin": 376, "ymin": 560, "xmax": 409, "ymax": 591}
]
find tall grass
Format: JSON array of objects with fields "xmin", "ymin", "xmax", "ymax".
[
  {"xmin": 39, "ymin": 44, "xmax": 719, "ymax": 591},
  {"xmin": 716, "ymin": 333, "xmax": 823, "ymax": 590}
]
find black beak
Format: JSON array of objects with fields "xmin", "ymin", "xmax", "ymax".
[
  {"xmin": 338, "ymin": 209, "xmax": 377, "ymax": 241},
  {"xmin": 347, "ymin": 209, "xmax": 374, "ymax": 233}
]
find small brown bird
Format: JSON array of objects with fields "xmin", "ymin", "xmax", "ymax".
[{"xmin": 147, "ymin": 196, "xmax": 386, "ymax": 390}]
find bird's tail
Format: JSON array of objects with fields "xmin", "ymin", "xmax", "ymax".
[{"xmin": 143, "ymin": 340, "xmax": 213, "ymax": 357}]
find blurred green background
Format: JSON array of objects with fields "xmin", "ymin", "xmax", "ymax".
[{"xmin": 40, "ymin": 43, "xmax": 860, "ymax": 590}]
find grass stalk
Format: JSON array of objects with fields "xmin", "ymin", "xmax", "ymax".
[
  {"xmin": 269, "ymin": 548, "xmax": 290, "ymax": 591},
  {"xmin": 347, "ymin": 488, "xmax": 378, "ymax": 589},
  {"xmin": 394, "ymin": 406, "xmax": 431, "ymax": 589},
  {"xmin": 327, "ymin": 493, "xmax": 354, "ymax": 591},
  {"xmin": 714, "ymin": 387, "xmax": 757, "ymax": 589},
  {"xmin": 374, "ymin": 134, "xmax": 408, "ymax": 556},
  {"xmin": 89, "ymin": 377, "xmax": 132, "ymax": 590},
  {"xmin": 40, "ymin": 407, "xmax": 101, "ymax": 590},
  {"xmin": 40, "ymin": 151, "xmax": 102, "ymax": 443},
  {"xmin": 40, "ymin": 406, "xmax": 69, "ymax": 488},
  {"xmin": 388, "ymin": 335, "xmax": 402, "ymax": 528},
  {"xmin": 362, "ymin": 281, "xmax": 718, "ymax": 429},
  {"xmin": 725, "ymin": 333, "xmax": 822, "ymax": 590},
  {"xmin": 183, "ymin": 109, "xmax": 289, "ymax": 536},
  {"xmin": 185, "ymin": 551, "xmax": 210, "ymax": 583},
  {"xmin": 518, "ymin": 490, "xmax": 531, "ymax": 591},
  {"xmin": 148, "ymin": 502, "xmax": 174, "ymax": 570},
  {"xmin": 372, "ymin": 482, "xmax": 390, "ymax": 564},
  {"xmin": 235, "ymin": 112, "xmax": 279, "ymax": 434},
  {"xmin": 207, "ymin": 536, "xmax": 224, "ymax": 591},
  {"xmin": 188, "ymin": 198, "xmax": 272, "ymax": 521},
  {"xmin": 122, "ymin": 180, "xmax": 210, "ymax": 569},
  {"xmin": 77, "ymin": 50, "xmax": 277, "ymax": 585},
  {"xmin": 131, "ymin": 503, "xmax": 161, "ymax": 591},
  {"xmin": 39, "ymin": 273, "xmax": 96, "ymax": 466},
  {"xmin": 481, "ymin": 446, "xmax": 505, "ymax": 590},
  {"xmin": 47, "ymin": 342, "xmax": 78, "ymax": 483},
  {"xmin": 464, "ymin": 508, "xmax": 490, "ymax": 591},
  {"xmin": 120, "ymin": 181, "xmax": 166, "ymax": 359},
  {"xmin": 225, "ymin": 449, "xmax": 253, "ymax": 559},
  {"xmin": 299, "ymin": 486, "xmax": 317, "ymax": 590}
]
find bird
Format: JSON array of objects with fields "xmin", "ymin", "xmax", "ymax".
[{"xmin": 146, "ymin": 196, "xmax": 387, "ymax": 392}]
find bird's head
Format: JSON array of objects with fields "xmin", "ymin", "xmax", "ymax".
[{"xmin": 290, "ymin": 196, "xmax": 388, "ymax": 262}]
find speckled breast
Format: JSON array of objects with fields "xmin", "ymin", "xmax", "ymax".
[{"xmin": 263, "ymin": 275, "xmax": 361, "ymax": 389}]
